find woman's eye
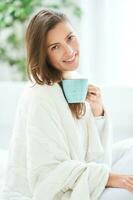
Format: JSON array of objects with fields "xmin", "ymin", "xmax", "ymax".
[
  {"xmin": 51, "ymin": 45, "xmax": 59, "ymax": 50},
  {"xmin": 68, "ymin": 35, "xmax": 75, "ymax": 41}
]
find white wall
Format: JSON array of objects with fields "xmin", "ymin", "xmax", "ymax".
[{"xmin": 79, "ymin": 0, "xmax": 133, "ymax": 86}]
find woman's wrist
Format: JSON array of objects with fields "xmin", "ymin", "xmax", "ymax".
[{"xmin": 106, "ymin": 173, "xmax": 118, "ymax": 188}]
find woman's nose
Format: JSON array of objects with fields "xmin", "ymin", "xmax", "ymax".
[{"xmin": 64, "ymin": 44, "xmax": 74, "ymax": 56}]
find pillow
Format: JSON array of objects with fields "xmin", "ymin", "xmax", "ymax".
[{"xmin": 0, "ymin": 149, "xmax": 8, "ymax": 191}]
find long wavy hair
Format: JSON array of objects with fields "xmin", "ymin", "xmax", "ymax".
[{"xmin": 25, "ymin": 9, "xmax": 86, "ymax": 119}]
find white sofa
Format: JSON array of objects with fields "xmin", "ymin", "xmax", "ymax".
[{"xmin": 0, "ymin": 81, "xmax": 133, "ymax": 150}]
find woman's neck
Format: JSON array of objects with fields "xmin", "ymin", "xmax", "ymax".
[{"xmin": 62, "ymin": 71, "xmax": 80, "ymax": 79}]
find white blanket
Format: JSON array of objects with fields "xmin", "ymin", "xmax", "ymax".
[{"xmin": 1, "ymin": 83, "xmax": 112, "ymax": 200}]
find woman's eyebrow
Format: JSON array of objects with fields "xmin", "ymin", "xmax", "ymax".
[
  {"xmin": 47, "ymin": 31, "xmax": 73, "ymax": 48},
  {"xmin": 48, "ymin": 42, "xmax": 59, "ymax": 48},
  {"xmin": 65, "ymin": 31, "xmax": 73, "ymax": 39}
]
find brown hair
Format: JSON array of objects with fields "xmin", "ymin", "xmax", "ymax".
[{"xmin": 26, "ymin": 9, "xmax": 86, "ymax": 119}]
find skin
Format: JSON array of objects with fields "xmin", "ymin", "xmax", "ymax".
[
  {"xmin": 46, "ymin": 21, "xmax": 133, "ymax": 192},
  {"xmin": 106, "ymin": 173, "xmax": 133, "ymax": 192},
  {"xmin": 46, "ymin": 21, "xmax": 103, "ymax": 116},
  {"xmin": 47, "ymin": 21, "xmax": 79, "ymax": 72}
]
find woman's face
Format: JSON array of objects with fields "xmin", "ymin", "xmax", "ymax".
[{"xmin": 46, "ymin": 21, "xmax": 80, "ymax": 72}]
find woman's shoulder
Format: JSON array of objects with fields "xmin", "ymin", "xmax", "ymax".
[
  {"xmin": 19, "ymin": 82, "xmax": 59, "ymax": 106},
  {"xmin": 21, "ymin": 82, "xmax": 54, "ymax": 97}
]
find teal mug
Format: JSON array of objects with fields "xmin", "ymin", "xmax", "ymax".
[{"xmin": 61, "ymin": 78, "xmax": 88, "ymax": 103}]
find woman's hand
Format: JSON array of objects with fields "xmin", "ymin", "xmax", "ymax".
[
  {"xmin": 106, "ymin": 173, "xmax": 133, "ymax": 192},
  {"xmin": 86, "ymin": 84, "xmax": 104, "ymax": 117}
]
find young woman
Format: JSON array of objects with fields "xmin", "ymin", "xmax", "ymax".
[{"xmin": 1, "ymin": 9, "xmax": 133, "ymax": 200}]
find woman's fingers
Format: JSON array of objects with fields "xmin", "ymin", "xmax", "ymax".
[
  {"xmin": 88, "ymin": 85, "xmax": 101, "ymax": 91},
  {"xmin": 86, "ymin": 84, "xmax": 104, "ymax": 116},
  {"xmin": 125, "ymin": 180, "xmax": 133, "ymax": 192},
  {"xmin": 127, "ymin": 177, "xmax": 133, "ymax": 186},
  {"xmin": 88, "ymin": 95, "xmax": 96, "ymax": 101},
  {"xmin": 88, "ymin": 91, "xmax": 101, "ymax": 97},
  {"xmin": 87, "ymin": 89, "xmax": 101, "ymax": 101},
  {"xmin": 122, "ymin": 176, "xmax": 133, "ymax": 192},
  {"xmin": 87, "ymin": 85, "xmax": 101, "ymax": 97}
]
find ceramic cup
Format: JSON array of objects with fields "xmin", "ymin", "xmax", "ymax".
[{"xmin": 61, "ymin": 78, "xmax": 88, "ymax": 103}]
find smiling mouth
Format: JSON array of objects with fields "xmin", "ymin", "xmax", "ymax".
[{"xmin": 63, "ymin": 52, "xmax": 78, "ymax": 63}]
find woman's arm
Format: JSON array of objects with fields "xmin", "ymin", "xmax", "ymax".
[{"xmin": 86, "ymin": 85, "xmax": 133, "ymax": 193}]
